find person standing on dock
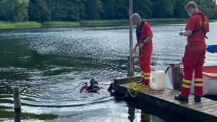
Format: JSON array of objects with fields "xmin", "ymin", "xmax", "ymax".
[
  {"xmin": 131, "ymin": 13, "xmax": 153, "ymax": 86},
  {"xmin": 175, "ymin": 1, "xmax": 209, "ymax": 102}
]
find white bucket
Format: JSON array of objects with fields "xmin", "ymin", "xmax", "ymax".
[{"xmin": 150, "ymin": 71, "xmax": 166, "ymax": 90}]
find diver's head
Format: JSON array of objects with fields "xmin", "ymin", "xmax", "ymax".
[{"xmin": 90, "ymin": 78, "xmax": 98, "ymax": 87}]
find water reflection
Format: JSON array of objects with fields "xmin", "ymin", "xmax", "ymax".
[{"xmin": 125, "ymin": 98, "xmax": 195, "ymax": 122}]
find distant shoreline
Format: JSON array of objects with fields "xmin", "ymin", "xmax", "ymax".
[{"xmin": 0, "ymin": 18, "xmax": 214, "ymax": 29}]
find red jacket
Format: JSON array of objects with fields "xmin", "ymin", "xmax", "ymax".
[{"xmin": 185, "ymin": 10, "xmax": 209, "ymax": 42}]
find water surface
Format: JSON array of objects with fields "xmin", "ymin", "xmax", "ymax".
[{"xmin": 0, "ymin": 22, "xmax": 217, "ymax": 122}]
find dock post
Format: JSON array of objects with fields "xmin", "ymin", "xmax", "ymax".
[
  {"xmin": 128, "ymin": 0, "xmax": 134, "ymax": 77},
  {"xmin": 13, "ymin": 87, "xmax": 21, "ymax": 113},
  {"xmin": 128, "ymin": 56, "xmax": 134, "ymax": 76},
  {"xmin": 15, "ymin": 111, "xmax": 21, "ymax": 122}
]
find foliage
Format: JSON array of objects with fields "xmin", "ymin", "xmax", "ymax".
[
  {"xmin": 101, "ymin": 0, "xmax": 128, "ymax": 19},
  {"xmin": 28, "ymin": 0, "xmax": 51, "ymax": 22},
  {"xmin": 173, "ymin": 0, "xmax": 187, "ymax": 18},
  {"xmin": 0, "ymin": 0, "xmax": 216, "ymax": 22},
  {"xmin": 85, "ymin": 0, "xmax": 103, "ymax": 20},
  {"xmin": 0, "ymin": 0, "xmax": 29, "ymax": 21},
  {"xmin": 152, "ymin": 0, "xmax": 174, "ymax": 18},
  {"xmin": 134, "ymin": 0, "xmax": 152, "ymax": 18}
]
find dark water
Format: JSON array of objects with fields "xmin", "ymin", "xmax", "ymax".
[{"xmin": 0, "ymin": 22, "xmax": 217, "ymax": 122}]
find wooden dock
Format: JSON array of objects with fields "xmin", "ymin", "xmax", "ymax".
[{"xmin": 112, "ymin": 76, "xmax": 217, "ymax": 122}]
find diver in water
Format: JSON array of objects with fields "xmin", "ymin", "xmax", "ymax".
[{"xmin": 80, "ymin": 78, "xmax": 100, "ymax": 93}]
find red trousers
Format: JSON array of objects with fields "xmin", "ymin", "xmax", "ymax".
[
  {"xmin": 181, "ymin": 42, "xmax": 206, "ymax": 97},
  {"xmin": 139, "ymin": 45, "xmax": 152, "ymax": 85}
]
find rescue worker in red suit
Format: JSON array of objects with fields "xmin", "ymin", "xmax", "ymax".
[
  {"xmin": 175, "ymin": 1, "xmax": 209, "ymax": 102},
  {"xmin": 131, "ymin": 13, "xmax": 153, "ymax": 85}
]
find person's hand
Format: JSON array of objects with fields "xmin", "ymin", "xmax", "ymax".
[
  {"xmin": 138, "ymin": 43, "xmax": 144, "ymax": 49},
  {"xmin": 179, "ymin": 31, "xmax": 184, "ymax": 36},
  {"xmin": 132, "ymin": 47, "xmax": 136, "ymax": 54}
]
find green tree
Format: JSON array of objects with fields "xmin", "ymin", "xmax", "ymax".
[
  {"xmin": 152, "ymin": 0, "xmax": 174, "ymax": 18},
  {"xmin": 173, "ymin": 0, "xmax": 186, "ymax": 18},
  {"xmin": 85, "ymin": 0, "xmax": 103, "ymax": 20},
  {"xmin": 101, "ymin": 0, "xmax": 128, "ymax": 19},
  {"xmin": 45, "ymin": 0, "xmax": 85, "ymax": 21},
  {"xmin": 0, "ymin": 0, "xmax": 29, "ymax": 21},
  {"xmin": 101, "ymin": 0, "xmax": 115, "ymax": 19},
  {"xmin": 134, "ymin": 0, "xmax": 152, "ymax": 18},
  {"xmin": 28, "ymin": 0, "xmax": 51, "ymax": 22}
]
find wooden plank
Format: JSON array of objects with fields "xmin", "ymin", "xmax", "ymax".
[
  {"xmin": 202, "ymin": 107, "xmax": 217, "ymax": 113},
  {"xmin": 114, "ymin": 76, "xmax": 140, "ymax": 85},
  {"xmin": 198, "ymin": 104, "xmax": 217, "ymax": 111},
  {"xmin": 112, "ymin": 79, "xmax": 217, "ymax": 122},
  {"xmin": 186, "ymin": 100, "xmax": 217, "ymax": 110}
]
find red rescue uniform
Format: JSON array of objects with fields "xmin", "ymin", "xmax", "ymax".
[
  {"xmin": 136, "ymin": 21, "xmax": 153, "ymax": 85},
  {"xmin": 181, "ymin": 10, "xmax": 209, "ymax": 97}
]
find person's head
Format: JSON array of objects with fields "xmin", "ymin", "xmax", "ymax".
[
  {"xmin": 84, "ymin": 82, "xmax": 88, "ymax": 86},
  {"xmin": 130, "ymin": 13, "xmax": 142, "ymax": 25},
  {"xmin": 90, "ymin": 78, "xmax": 98, "ymax": 87},
  {"xmin": 185, "ymin": 1, "xmax": 198, "ymax": 16}
]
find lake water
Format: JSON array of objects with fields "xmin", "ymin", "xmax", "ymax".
[{"xmin": 0, "ymin": 22, "xmax": 217, "ymax": 122}]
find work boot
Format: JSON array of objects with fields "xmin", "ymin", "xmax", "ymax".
[
  {"xmin": 194, "ymin": 95, "xmax": 201, "ymax": 102},
  {"xmin": 175, "ymin": 95, "xmax": 189, "ymax": 102}
]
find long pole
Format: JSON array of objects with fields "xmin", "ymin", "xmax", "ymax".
[{"xmin": 128, "ymin": 0, "xmax": 134, "ymax": 76}]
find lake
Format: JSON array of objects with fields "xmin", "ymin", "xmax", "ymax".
[{"xmin": 0, "ymin": 22, "xmax": 217, "ymax": 122}]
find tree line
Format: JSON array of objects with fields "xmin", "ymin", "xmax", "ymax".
[{"xmin": 0, "ymin": 0, "xmax": 216, "ymax": 22}]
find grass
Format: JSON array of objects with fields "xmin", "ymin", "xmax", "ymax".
[
  {"xmin": 1, "ymin": 18, "xmax": 213, "ymax": 29},
  {"xmin": 0, "ymin": 21, "xmax": 42, "ymax": 28},
  {"xmin": 79, "ymin": 19, "xmax": 129, "ymax": 26},
  {"xmin": 42, "ymin": 21, "xmax": 80, "ymax": 27},
  {"xmin": 147, "ymin": 18, "xmax": 188, "ymax": 23}
]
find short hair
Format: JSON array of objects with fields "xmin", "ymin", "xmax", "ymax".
[
  {"xmin": 185, "ymin": 1, "xmax": 197, "ymax": 9},
  {"xmin": 130, "ymin": 13, "xmax": 141, "ymax": 20}
]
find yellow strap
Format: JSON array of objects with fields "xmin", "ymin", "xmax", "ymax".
[
  {"xmin": 141, "ymin": 71, "xmax": 150, "ymax": 75},
  {"xmin": 143, "ymin": 73, "xmax": 150, "ymax": 75},
  {"xmin": 195, "ymin": 78, "xmax": 203, "ymax": 81},
  {"xmin": 144, "ymin": 77, "xmax": 150, "ymax": 80},
  {"xmin": 194, "ymin": 83, "xmax": 203, "ymax": 87},
  {"xmin": 182, "ymin": 84, "xmax": 191, "ymax": 88},
  {"xmin": 183, "ymin": 79, "xmax": 192, "ymax": 84}
]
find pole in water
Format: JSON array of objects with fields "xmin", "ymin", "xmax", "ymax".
[
  {"xmin": 13, "ymin": 87, "xmax": 21, "ymax": 113},
  {"xmin": 128, "ymin": 0, "xmax": 134, "ymax": 77}
]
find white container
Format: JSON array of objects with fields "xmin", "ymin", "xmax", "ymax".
[{"xmin": 150, "ymin": 71, "xmax": 166, "ymax": 90}]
